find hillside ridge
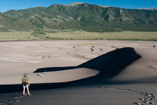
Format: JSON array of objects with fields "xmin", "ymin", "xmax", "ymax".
[{"xmin": 0, "ymin": 2, "xmax": 157, "ymax": 32}]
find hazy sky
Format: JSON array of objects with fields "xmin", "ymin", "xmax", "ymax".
[{"xmin": 0, "ymin": 0, "xmax": 157, "ymax": 13}]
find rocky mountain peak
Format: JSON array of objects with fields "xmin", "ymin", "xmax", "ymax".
[{"xmin": 68, "ymin": 2, "xmax": 85, "ymax": 6}]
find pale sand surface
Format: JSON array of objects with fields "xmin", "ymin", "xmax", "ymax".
[
  {"xmin": 0, "ymin": 40, "xmax": 157, "ymax": 105},
  {"xmin": 111, "ymin": 47, "xmax": 157, "ymax": 82}
]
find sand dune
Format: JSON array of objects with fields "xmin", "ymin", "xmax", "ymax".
[
  {"xmin": 0, "ymin": 47, "xmax": 140, "ymax": 84},
  {"xmin": 0, "ymin": 40, "xmax": 157, "ymax": 105},
  {"xmin": 111, "ymin": 47, "xmax": 157, "ymax": 82}
]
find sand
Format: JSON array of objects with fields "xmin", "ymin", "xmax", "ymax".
[{"xmin": 0, "ymin": 40, "xmax": 157, "ymax": 105}]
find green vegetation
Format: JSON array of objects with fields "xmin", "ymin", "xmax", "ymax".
[
  {"xmin": 0, "ymin": 3, "xmax": 157, "ymax": 32},
  {"xmin": 1, "ymin": 3, "xmax": 157, "ymax": 41},
  {"xmin": 33, "ymin": 30, "xmax": 46, "ymax": 35},
  {"xmin": 0, "ymin": 31, "xmax": 157, "ymax": 41},
  {"xmin": 44, "ymin": 31, "xmax": 157, "ymax": 41},
  {"xmin": 0, "ymin": 32, "xmax": 39, "ymax": 40}
]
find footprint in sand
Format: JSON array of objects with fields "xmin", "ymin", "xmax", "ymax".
[
  {"xmin": 36, "ymin": 71, "xmax": 46, "ymax": 77},
  {"xmin": 99, "ymin": 48, "xmax": 103, "ymax": 51},
  {"xmin": 90, "ymin": 48, "xmax": 94, "ymax": 52},
  {"xmin": 153, "ymin": 45, "xmax": 156, "ymax": 48},
  {"xmin": 140, "ymin": 92, "xmax": 157, "ymax": 104},
  {"xmin": 147, "ymin": 102, "xmax": 153, "ymax": 104},
  {"xmin": 99, "ymin": 86, "xmax": 157, "ymax": 105},
  {"xmin": 8, "ymin": 97, "xmax": 20, "ymax": 104},
  {"xmin": 150, "ymin": 65, "xmax": 157, "ymax": 70},
  {"xmin": 37, "ymin": 73, "xmax": 43, "ymax": 77},
  {"xmin": 42, "ymin": 55, "xmax": 45, "ymax": 59},
  {"xmin": 7, "ymin": 95, "xmax": 31, "ymax": 105},
  {"xmin": 133, "ymin": 102, "xmax": 144, "ymax": 105}
]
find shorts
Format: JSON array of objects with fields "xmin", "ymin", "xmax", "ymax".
[{"xmin": 23, "ymin": 85, "xmax": 29, "ymax": 88}]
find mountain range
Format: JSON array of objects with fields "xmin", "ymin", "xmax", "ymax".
[
  {"xmin": 139, "ymin": 7, "xmax": 157, "ymax": 11},
  {"xmin": 0, "ymin": 2, "xmax": 157, "ymax": 32}
]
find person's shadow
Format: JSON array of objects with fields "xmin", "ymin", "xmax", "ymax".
[{"xmin": 0, "ymin": 47, "xmax": 142, "ymax": 93}]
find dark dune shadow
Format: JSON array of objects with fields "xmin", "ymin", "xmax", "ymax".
[
  {"xmin": 0, "ymin": 82, "xmax": 74, "ymax": 93},
  {"xmin": 0, "ymin": 47, "xmax": 142, "ymax": 93},
  {"xmin": 78, "ymin": 47, "xmax": 141, "ymax": 74},
  {"xmin": 34, "ymin": 47, "xmax": 141, "ymax": 74}
]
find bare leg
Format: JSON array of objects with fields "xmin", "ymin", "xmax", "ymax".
[
  {"xmin": 23, "ymin": 87, "xmax": 25, "ymax": 95},
  {"xmin": 26, "ymin": 87, "xmax": 30, "ymax": 95}
]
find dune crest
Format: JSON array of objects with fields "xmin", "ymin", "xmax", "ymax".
[{"xmin": 0, "ymin": 47, "xmax": 141, "ymax": 93}]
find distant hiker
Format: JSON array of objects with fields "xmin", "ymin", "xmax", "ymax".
[{"xmin": 22, "ymin": 73, "xmax": 30, "ymax": 96}]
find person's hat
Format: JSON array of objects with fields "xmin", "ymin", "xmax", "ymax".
[{"xmin": 23, "ymin": 73, "xmax": 27, "ymax": 76}]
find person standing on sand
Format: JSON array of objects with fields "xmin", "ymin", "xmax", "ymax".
[{"xmin": 22, "ymin": 73, "xmax": 30, "ymax": 96}]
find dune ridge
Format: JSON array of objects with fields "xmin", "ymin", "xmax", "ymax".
[
  {"xmin": 0, "ymin": 40, "xmax": 157, "ymax": 105},
  {"xmin": 0, "ymin": 47, "xmax": 141, "ymax": 93}
]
